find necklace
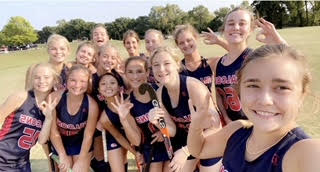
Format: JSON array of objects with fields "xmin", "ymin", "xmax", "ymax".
[{"xmin": 246, "ymin": 132, "xmax": 288, "ymax": 155}]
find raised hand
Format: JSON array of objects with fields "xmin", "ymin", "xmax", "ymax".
[
  {"xmin": 201, "ymin": 27, "xmax": 223, "ymax": 45},
  {"xmin": 111, "ymin": 93, "xmax": 133, "ymax": 120},
  {"xmin": 39, "ymin": 95, "xmax": 58, "ymax": 120},
  {"xmin": 189, "ymin": 93, "xmax": 220, "ymax": 130},
  {"xmin": 255, "ymin": 18, "xmax": 288, "ymax": 45}
]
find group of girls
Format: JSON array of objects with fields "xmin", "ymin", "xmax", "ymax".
[{"xmin": 0, "ymin": 6, "xmax": 319, "ymax": 172}]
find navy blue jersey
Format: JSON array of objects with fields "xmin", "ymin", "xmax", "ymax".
[
  {"xmin": 161, "ymin": 75, "xmax": 191, "ymax": 151},
  {"xmin": 180, "ymin": 57, "xmax": 213, "ymax": 91},
  {"xmin": 221, "ymin": 126, "xmax": 309, "ymax": 172},
  {"xmin": 102, "ymin": 103, "xmax": 127, "ymax": 151},
  {"xmin": 60, "ymin": 64, "xmax": 69, "ymax": 87},
  {"xmin": 0, "ymin": 91, "xmax": 45, "ymax": 165},
  {"xmin": 103, "ymin": 104, "xmax": 123, "ymax": 132},
  {"xmin": 55, "ymin": 91, "xmax": 89, "ymax": 153},
  {"xmin": 130, "ymin": 92, "xmax": 169, "ymax": 162},
  {"xmin": 130, "ymin": 92, "xmax": 158, "ymax": 144},
  {"xmin": 215, "ymin": 48, "xmax": 252, "ymax": 121}
]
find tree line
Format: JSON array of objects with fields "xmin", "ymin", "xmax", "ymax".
[{"xmin": 1, "ymin": 1, "xmax": 320, "ymax": 46}]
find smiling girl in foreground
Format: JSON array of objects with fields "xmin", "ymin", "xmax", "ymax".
[
  {"xmin": 50, "ymin": 65, "xmax": 99, "ymax": 172},
  {"xmin": 0, "ymin": 63, "xmax": 58, "ymax": 171},
  {"xmin": 187, "ymin": 44, "xmax": 320, "ymax": 172}
]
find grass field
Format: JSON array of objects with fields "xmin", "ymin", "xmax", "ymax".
[{"xmin": 0, "ymin": 26, "xmax": 320, "ymax": 171}]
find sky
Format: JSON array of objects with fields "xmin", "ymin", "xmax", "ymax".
[{"xmin": 0, "ymin": 0, "xmax": 247, "ymax": 30}]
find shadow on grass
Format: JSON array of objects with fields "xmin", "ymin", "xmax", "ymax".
[{"xmin": 31, "ymin": 159, "xmax": 138, "ymax": 172}]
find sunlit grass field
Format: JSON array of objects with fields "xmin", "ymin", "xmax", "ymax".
[{"xmin": 0, "ymin": 26, "xmax": 319, "ymax": 171}]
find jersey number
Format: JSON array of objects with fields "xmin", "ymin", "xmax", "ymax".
[
  {"xmin": 18, "ymin": 127, "xmax": 40, "ymax": 150},
  {"xmin": 217, "ymin": 87, "xmax": 241, "ymax": 111}
]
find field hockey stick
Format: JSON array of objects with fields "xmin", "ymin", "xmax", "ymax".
[
  {"xmin": 46, "ymin": 141, "xmax": 56, "ymax": 172},
  {"xmin": 139, "ymin": 83, "xmax": 174, "ymax": 160},
  {"xmin": 102, "ymin": 129, "xmax": 108, "ymax": 163},
  {"xmin": 49, "ymin": 153, "xmax": 73, "ymax": 172},
  {"xmin": 49, "ymin": 153, "xmax": 95, "ymax": 172}
]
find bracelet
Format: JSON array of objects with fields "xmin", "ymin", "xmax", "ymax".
[{"xmin": 181, "ymin": 146, "xmax": 190, "ymax": 157}]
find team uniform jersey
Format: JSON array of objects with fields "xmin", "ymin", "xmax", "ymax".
[
  {"xmin": 162, "ymin": 75, "xmax": 221, "ymax": 165},
  {"xmin": 0, "ymin": 91, "xmax": 45, "ymax": 171},
  {"xmin": 180, "ymin": 56, "xmax": 213, "ymax": 91},
  {"xmin": 161, "ymin": 75, "xmax": 191, "ymax": 152},
  {"xmin": 130, "ymin": 92, "xmax": 169, "ymax": 162},
  {"xmin": 55, "ymin": 91, "xmax": 92, "ymax": 155},
  {"xmin": 102, "ymin": 103, "xmax": 127, "ymax": 151},
  {"xmin": 215, "ymin": 48, "xmax": 252, "ymax": 121},
  {"xmin": 221, "ymin": 126, "xmax": 309, "ymax": 172}
]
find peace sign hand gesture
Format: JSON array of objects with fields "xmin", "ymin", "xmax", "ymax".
[
  {"xmin": 255, "ymin": 18, "xmax": 288, "ymax": 45},
  {"xmin": 111, "ymin": 93, "xmax": 133, "ymax": 121},
  {"xmin": 201, "ymin": 27, "xmax": 223, "ymax": 45},
  {"xmin": 188, "ymin": 94, "xmax": 221, "ymax": 131},
  {"xmin": 39, "ymin": 95, "xmax": 58, "ymax": 120}
]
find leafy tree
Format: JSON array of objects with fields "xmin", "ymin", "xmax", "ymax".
[
  {"xmin": 56, "ymin": 18, "xmax": 88, "ymax": 41},
  {"xmin": 133, "ymin": 16, "xmax": 151, "ymax": 38},
  {"xmin": 0, "ymin": 16, "xmax": 38, "ymax": 46},
  {"xmin": 36, "ymin": 26, "xmax": 56, "ymax": 43},
  {"xmin": 251, "ymin": 1, "xmax": 289, "ymax": 28},
  {"xmin": 208, "ymin": 7, "xmax": 231, "ymax": 32},
  {"xmin": 107, "ymin": 17, "xmax": 135, "ymax": 40},
  {"xmin": 310, "ymin": 1, "xmax": 320, "ymax": 25},
  {"xmin": 188, "ymin": 5, "xmax": 214, "ymax": 32},
  {"xmin": 149, "ymin": 4, "xmax": 187, "ymax": 34}
]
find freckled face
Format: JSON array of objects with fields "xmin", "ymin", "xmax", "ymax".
[{"xmin": 240, "ymin": 56, "xmax": 304, "ymax": 132}]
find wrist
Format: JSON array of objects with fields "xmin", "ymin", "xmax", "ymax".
[
  {"xmin": 189, "ymin": 122, "xmax": 203, "ymax": 131},
  {"xmin": 181, "ymin": 146, "xmax": 190, "ymax": 157}
]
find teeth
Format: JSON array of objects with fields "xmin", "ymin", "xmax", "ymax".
[{"xmin": 255, "ymin": 110, "xmax": 276, "ymax": 117}]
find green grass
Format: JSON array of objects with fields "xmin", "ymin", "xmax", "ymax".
[{"xmin": 0, "ymin": 26, "xmax": 320, "ymax": 171}]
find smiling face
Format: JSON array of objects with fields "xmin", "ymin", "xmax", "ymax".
[
  {"xmin": 223, "ymin": 10, "xmax": 252, "ymax": 45},
  {"xmin": 240, "ymin": 55, "xmax": 304, "ymax": 132},
  {"xmin": 145, "ymin": 31, "xmax": 163, "ymax": 54},
  {"xmin": 124, "ymin": 36, "xmax": 139, "ymax": 57},
  {"xmin": 66, "ymin": 69, "xmax": 89, "ymax": 96},
  {"xmin": 76, "ymin": 45, "xmax": 95, "ymax": 66},
  {"xmin": 125, "ymin": 59, "xmax": 148, "ymax": 89},
  {"xmin": 152, "ymin": 51, "xmax": 179, "ymax": 85},
  {"xmin": 98, "ymin": 47, "xmax": 119, "ymax": 72},
  {"xmin": 48, "ymin": 40, "xmax": 70, "ymax": 64},
  {"xmin": 92, "ymin": 26, "xmax": 109, "ymax": 47},
  {"xmin": 32, "ymin": 66, "xmax": 55, "ymax": 93},
  {"xmin": 176, "ymin": 31, "xmax": 198, "ymax": 56},
  {"xmin": 99, "ymin": 74, "xmax": 120, "ymax": 98}
]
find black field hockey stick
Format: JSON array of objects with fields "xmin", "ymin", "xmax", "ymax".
[{"xmin": 139, "ymin": 83, "xmax": 174, "ymax": 160}]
